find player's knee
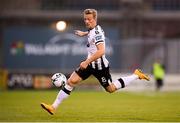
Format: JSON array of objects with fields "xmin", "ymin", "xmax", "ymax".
[
  {"xmin": 105, "ymin": 87, "xmax": 115, "ymax": 93},
  {"xmin": 67, "ymin": 78, "xmax": 76, "ymax": 86},
  {"xmin": 67, "ymin": 72, "xmax": 82, "ymax": 86},
  {"xmin": 67, "ymin": 77, "xmax": 81, "ymax": 86}
]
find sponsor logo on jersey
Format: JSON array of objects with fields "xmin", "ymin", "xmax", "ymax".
[{"xmin": 95, "ymin": 35, "xmax": 102, "ymax": 41}]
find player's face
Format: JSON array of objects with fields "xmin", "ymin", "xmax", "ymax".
[{"xmin": 84, "ymin": 14, "xmax": 96, "ymax": 29}]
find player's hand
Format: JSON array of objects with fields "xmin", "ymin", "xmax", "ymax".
[
  {"xmin": 74, "ymin": 30, "xmax": 88, "ymax": 37},
  {"xmin": 80, "ymin": 61, "xmax": 88, "ymax": 70}
]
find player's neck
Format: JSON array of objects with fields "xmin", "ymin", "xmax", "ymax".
[{"xmin": 88, "ymin": 24, "xmax": 98, "ymax": 30}]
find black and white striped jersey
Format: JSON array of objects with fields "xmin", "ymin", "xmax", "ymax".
[{"xmin": 87, "ymin": 25, "xmax": 109, "ymax": 70}]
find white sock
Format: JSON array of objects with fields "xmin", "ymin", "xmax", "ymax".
[
  {"xmin": 113, "ymin": 74, "xmax": 138, "ymax": 89},
  {"xmin": 52, "ymin": 84, "xmax": 73, "ymax": 109},
  {"xmin": 52, "ymin": 90, "xmax": 69, "ymax": 109},
  {"xmin": 121, "ymin": 74, "xmax": 138, "ymax": 86}
]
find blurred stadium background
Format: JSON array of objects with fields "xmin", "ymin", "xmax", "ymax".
[
  {"xmin": 0, "ymin": 0, "xmax": 180, "ymax": 91},
  {"xmin": 1, "ymin": 0, "xmax": 180, "ymax": 122}
]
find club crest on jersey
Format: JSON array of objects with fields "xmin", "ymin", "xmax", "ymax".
[{"xmin": 95, "ymin": 31, "xmax": 99, "ymax": 34}]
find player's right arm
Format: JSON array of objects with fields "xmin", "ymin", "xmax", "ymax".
[
  {"xmin": 74, "ymin": 30, "xmax": 88, "ymax": 37},
  {"xmin": 80, "ymin": 42, "xmax": 105, "ymax": 70}
]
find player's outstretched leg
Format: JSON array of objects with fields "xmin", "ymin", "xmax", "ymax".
[
  {"xmin": 40, "ymin": 103, "xmax": 55, "ymax": 115},
  {"xmin": 40, "ymin": 72, "xmax": 80, "ymax": 115},
  {"xmin": 108, "ymin": 69, "xmax": 150, "ymax": 93},
  {"xmin": 40, "ymin": 84, "xmax": 73, "ymax": 115}
]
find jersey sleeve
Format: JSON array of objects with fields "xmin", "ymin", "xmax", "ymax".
[{"xmin": 94, "ymin": 31, "xmax": 105, "ymax": 45}]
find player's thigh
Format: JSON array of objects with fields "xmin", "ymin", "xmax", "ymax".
[
  {"xmin": 67, "ymin": 72, "xmax": 82, "ymax": 86},
  {"xmin": 75, "ymin": 66, "xmax": 92, "ymax": 80},
  {"xmin": 93, "ymin": 67, "xmax": 112, "ymax": 89}
]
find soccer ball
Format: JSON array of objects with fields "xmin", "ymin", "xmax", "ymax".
[{"xmin": 51, "ymin": 73, "xmax": 67, "ymax": 87}]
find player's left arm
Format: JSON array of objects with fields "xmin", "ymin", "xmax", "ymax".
[
  {"xmin": 80, "ymin": 42, "xmax": 105, "ymax": 69},
  {"xmin": 74, "ymin": 30, "xmax": 88, "ymax": 37}
]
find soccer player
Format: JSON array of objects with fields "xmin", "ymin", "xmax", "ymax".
[
  {"xmin": 41, "ymin": 8, "xmax": 150, "ymax": 115},
  {"xmin": 152, "ymin": 58, "xmax": 165, "ymax": 91}
]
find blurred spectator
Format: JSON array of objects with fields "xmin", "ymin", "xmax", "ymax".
[{"xmin": 152, "ymin": 58, "xmax": 165, "ymax": 91}]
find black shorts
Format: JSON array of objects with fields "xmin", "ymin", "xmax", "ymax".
[{"xmin": 75, "ymin": 65, "xmax": 112, "ymax": 88}]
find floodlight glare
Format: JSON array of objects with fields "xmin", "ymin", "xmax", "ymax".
[{"xmin": 56, "ymin": 21, "xmax": 67, "ymax": 31}]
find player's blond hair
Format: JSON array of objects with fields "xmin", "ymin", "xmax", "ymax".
[{"xmin": 83, "ymin": 9, "xmax": 97, "ymax": 20}]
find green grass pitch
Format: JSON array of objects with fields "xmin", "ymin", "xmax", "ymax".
[{"xmin": 0, "ymin": 90, "xmax": 180, "ymax": 122}]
